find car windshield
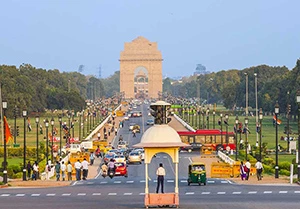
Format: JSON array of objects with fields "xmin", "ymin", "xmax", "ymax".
[
  {"xmin": 130, "ymin": 152, "xmax": 139, "ymax": 156},
  {"xmin": 115, "ymin": 162, "xmax": 125, "ymax": 167}
]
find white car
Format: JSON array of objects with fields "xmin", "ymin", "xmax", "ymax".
[
  {"xmin": 134, "ymin": 148, "xmax": 145, "ymax": 161},
  {"xmin": 114, "ymin": 155, "xmax": 126, "ymax": 164}
]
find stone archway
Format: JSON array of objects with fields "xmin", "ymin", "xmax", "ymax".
[{"xmin": 119, "ymin": 36, "xmax": 163, "ymax": 99}]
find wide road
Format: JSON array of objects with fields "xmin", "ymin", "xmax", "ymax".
[{"xmin": 1, "ymin": 103, "xmax": 300, "ymax": 209}]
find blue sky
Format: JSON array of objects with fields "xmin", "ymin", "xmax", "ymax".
[{"xmin": 0, "ymin": 0, "xmax": 299, "ymax": 78}]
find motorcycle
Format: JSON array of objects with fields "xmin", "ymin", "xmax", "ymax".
[{"xmin": 108, "ymin": 167, "xmax": 115, "ymax": 179}]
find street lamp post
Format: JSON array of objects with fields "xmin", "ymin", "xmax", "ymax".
[
  {"xmin": 254, "ymin": 73, "xmax": 259, "ymax": 149},
  {"xmin": 45, "ymin": 119, "xmax": 49, "ymax": 163},
  {"xmin": 207, "ymin": 108, "xmax": 210, "ymax": 129},
  {"xmin": 220, "ymin": 113, "xmax": 223, "ymax": 145},
  {"xmin": 72, "ymin": 112, "xmax": 75, "ymax": 138},
  {"xmin": 245, "ymin": 117, "xmax": 249, "ymax": 161},
  {"xmin": 225, "ymin": 114, "xmax": 229, "ymax": 146},
  {"xmin": 58, "ymin": 116, "xmax": 62, "ymax": 156},
  {"xmin": 198, "ymin": 107, "xmax": 201, "ymax": 129},
  {"xmin": 22, "ymin": 109, "xmax": 27, "ymax": 181},
  {"xmin": 245, "ymin": 73, "xmax": 248, "ymax": 117},
  {"xmin": 296, "ymin": 90, "xmax": 300, "ymax": 182},
  {"xmin": 35, "ymin": 116, "xmax": 39, "ymax": 162},
  {"xmin": 78, "ymin": 112, "xmax": 81, "ymax": 141},
  {"xmin": 202, "ymin": 110, "xmax": 205, "ymax": 129},
  {"xmin": 235, "ymin": 116, "xmax": 239, "ymax": 161},
  {"xmin": 82, "ymin": 110, "xmax": 85, "ymax": 138},
  {"xmin": 68, "ymin": 113, "xmax": 71, "ymax": 140},
  {"xmin": 275, "ymin": 102, "xmax": 279, "ymax": 178},
  {"xmin": 259, "ymin": 108, "xmax": 263, "ymax": 161},
  {"xmin": 213, "ymin": 111, "xmax": 215, "ymax": 129},
  {"xmin": 50, "ymin": 117, "xmax": 54, "ymax": 163},
  {"xmin": 2, "ymin": 101, "xmax": 8, "ymax": 184}
]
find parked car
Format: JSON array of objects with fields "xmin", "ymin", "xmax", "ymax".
[
  {"xmin": 128, "ymin": 151, "xmax": 142, "ymax": 164},
  {"xmin": 114, "ymin": 162, "xmax": 128, "ymax": 177}
]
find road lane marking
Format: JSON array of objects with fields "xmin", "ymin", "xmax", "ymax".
[
  {"xmin": 207, "ymin": 180, "xmax": 215, "ymax": 184},
  {"xmin": 167, "ymin": 180, "xmax": 174, "ymax": 183},
  {"xmin": 108, "ymin": 193, "xmax": 117, "ymax": 196},
  {"xmin": 139, "ymin": 193, "xmax": 145, "ymax": 195},
  {"xmin": 140, "ymin": 180, "xmax": 145, "ymax": 183},
  {"xmin": 126, "ymin": 181, "xmax": 134, "ymax": 183},
  {"xmin": 221, "ymin": 180, "xmax": 229, "ymax": 184},
  {"xmin": 248, "ymin": 191, "xmax": 257, "ymax": 194},
  {"xmin": 77, "ymin": 193, "xmax": 86, "ymax": 196},
  {"xmin": 114, "ymin": 181, "xmax": 121, "ymax": 184},
  {"xmin": 180, "ymin": 180, "xmax": 187, "ymax": 183},
  {"xmin": 16, "ymin": 194, "xmax": 25, "ymax": 197},
  {"xmin": 201, "ymin": 192, "xmax": 210, "ymax": 195},
  {"xmin": 163, "ymin": 156, "xmax": 167, "ymax": 159},
  {"xmin": 264, "ymin": 191, "xmax": 272, "ymax": 194},
  {"xmin": 279, "ymin": 191, "xmax": 288, "ymax": 194},
  {"xmin": 153, "ymin": 180, "xmax": 157, "ymax": 183},
  {"xmin": 124, "ymin": 193, "xmax": 132, "ymax": 195},
  {"xmin": 92, "ymin": 193, "xmax": 101, "ymax": 196},
  {"xmin": 232, "ymin": 192, "xmax": 241, "ymax": 194},
  {"xmin": 294, "ymin": 191, "xmax": 300, "ymax": 193},
  {"xmin": 1, "ymin": 194, "xmax": 10, "ymax": 197},
  {"xmin": 62, "ymin": 193, "xmax": 71, "ymax": 196},
  {"xmin": 87, "ymin": 182, "xmax": 94, "ymax": 184},
  {"xmin": 46, "ymin": 194, "xmax": 56, "ymax": 196},
  {"xmin": 100, "ymin": 181, "xmax": 107, "ymax": 184},
  {"xmin": 185, "ymin": 192, "xmax": 194, "ymax": 195},
  {"xmin": 217, "ymin": 192, "xmax": 226, "ymax": 195},
  {"xmin": 156, "ymin": 156, "xmax": 161, "ymax": 158},
  {"xmin": 31, "ymin": 194, "xmax": 40, "ymax": 196}
]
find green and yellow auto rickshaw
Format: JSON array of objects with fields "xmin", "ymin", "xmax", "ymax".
[{"xmin": 188, "ymin": 162, "xmax": 206, "ymax": 186}]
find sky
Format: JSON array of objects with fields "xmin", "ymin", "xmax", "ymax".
[{"xmin": 0, "ymin": 0, "xmax": 299, "ymax": 78}]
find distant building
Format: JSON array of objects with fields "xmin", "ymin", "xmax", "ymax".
[{"xmin": 194, "ymin": 64, "xmax": 210, "ymax": 75}]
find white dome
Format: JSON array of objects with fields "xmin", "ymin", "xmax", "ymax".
[{"xmin": 133, "ymin": 124, "xmax": 188, "ymax": 148}]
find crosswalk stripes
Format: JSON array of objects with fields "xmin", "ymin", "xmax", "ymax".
[{"xmin": 1, "ymin": 190, "xmax": 300, "ymax": 197}]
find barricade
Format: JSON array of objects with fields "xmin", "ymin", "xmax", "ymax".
[{"xmin": 211, "ymin": 162, "xmax": 233, "ymax": 178}]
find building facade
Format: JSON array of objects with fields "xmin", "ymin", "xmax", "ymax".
[{"xmin": 119, "ymin": 36, "xmax": 163, "ymax": 99}]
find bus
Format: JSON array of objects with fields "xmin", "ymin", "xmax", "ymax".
[{"xmin": 177, "ymin": 129, "xmax": 236, "ymax": 151}]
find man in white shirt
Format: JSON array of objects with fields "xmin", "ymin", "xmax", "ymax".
[
  {"xmin": 255, "ymin": 160, "xmax": 263, "ymax": 180},
  {"xmin": 245, "ymin": 159, "xmax": 251, "ymax": 180},
  {"xmin": 61, "ymin": 161, "xmax": 67, "ymax": 181},
  {"xmin": 67, "ymin": 161, "xmax": 73, "ymax": 181},
  {"xmin": 81, "ymin": 158, "xmax": 89, "ymax": 180},
  {"xmin": 156, "ymin": 163, "xmax": 166, "ymax": 193},
  {"xmin": 74, "ymin": 160, "xmax": 82, "ymax": 181}
]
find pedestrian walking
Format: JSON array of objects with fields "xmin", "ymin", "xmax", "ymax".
[
  {"xmin": 97, "ymin": 132, "xmax": 101, "ymax": 140},
  {"xmin": 74, "ymin": 160, "xmax": 82, "ymax": 181},
  {"xmin": 45, "ymin": 162, "xmax": 51, "ymax": 180},
  {"xmin": 90, "ymin": 152, "xmax": 95, "ymax": 165},
  {"xmin": 55, "ymin": 161, "xmax": 61, "ymax": 181},
  {"xmin": 245, "ymin": 159, "xmax": 251, "ymax": 180},
  {"xmin": 132, "ymin": 129, "xmax": 136, "ymax": 137},
  {"xmin": 61, "ymin": 161, "xmax": 66, "ymax": 181},
  {"xmin": 81, "ymin": 158, "xmax": 89, "ymax": 180},
  {"xmin": 115, "ymin": 127, "xmax": 118, "ymax": 135},
  {"xmin": 32, "ymin": 161, "xmax": 39, "ymax": 180},
  {"xmin": 108, "ymin": 128, "xmax": 111, "ymax": 136},
  {"xmin": 255, "ymin": 159, "xmax": 263, "ymax": 180},
  {"xmin": 240, "ymin": 161, "xmax": 246, "ymax": 180},
  {"xmin": 67, "ymin": 161, "xmax": 73, "ymax": 181},
  {"xmin": 156, "ymin": 163, "xmax": 165, "ymax": 193},
  {"xmin": 27, "ymin": 161, "xmax": 32, "ymax": 180}
]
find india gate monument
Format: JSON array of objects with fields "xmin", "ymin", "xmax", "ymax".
[{"xmin": 119, "ymin": 36, "xmax": 163, "ymax": 99}]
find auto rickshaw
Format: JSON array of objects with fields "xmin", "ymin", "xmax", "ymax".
[{"xmin": 188, "ymin": 162, "xmax": 206, "ymax": 186}]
